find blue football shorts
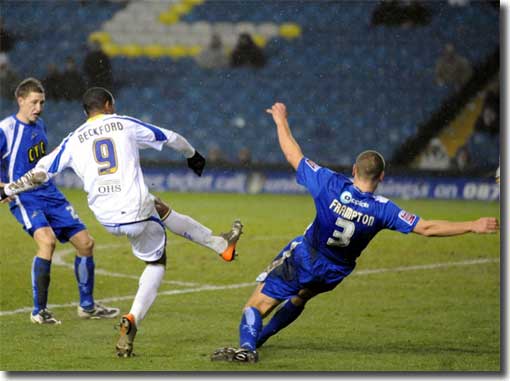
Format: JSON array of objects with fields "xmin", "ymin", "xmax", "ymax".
[
  {"xmin": 257, "ymin": 236, "xmax": 355, "ymax": 301},
  {"xmin": 10, "ymin": 195, "xmax": 86, "ymax": 243}
]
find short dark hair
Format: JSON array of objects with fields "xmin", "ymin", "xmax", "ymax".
[
  {"xmin": 15, "ymin": 77, "xmax": 45, "ymax": 99},
  {"xmin": 82, "ymin": 87, "xmax": 114, "ymax": 115},
  {"xmin": 355, "ymin": 150, "xmax": 385, "ymax": 181}
]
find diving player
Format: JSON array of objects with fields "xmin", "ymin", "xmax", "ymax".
[{"xmin": 210, "ymin": 102, "xmax": 499, "ymax": 363}]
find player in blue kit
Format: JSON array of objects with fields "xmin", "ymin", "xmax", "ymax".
[
  {"xmin": 211, "ymin": 102, "xmax": 499, "ymax": 363},
  {"xmin": 0, "ymin": 78, "xmax": 119, "ymax": 324}
]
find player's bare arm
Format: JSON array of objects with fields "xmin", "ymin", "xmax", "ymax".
[
  {"xmin": 266, "ymin": 102, "xmax": 304, "ymax": 170},
  {"xmin": 412, "ymin": 217, "xmax": 499, "ymax": 237}
]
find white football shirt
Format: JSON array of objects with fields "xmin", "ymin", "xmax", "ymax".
[{"xmin": 35, "ymin": 113, "xmax": 194, "ymax": 225}]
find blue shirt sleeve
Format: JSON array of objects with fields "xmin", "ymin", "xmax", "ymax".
[
  {"xmin": 296, "ymin": 157, "xmax": 337, "ymax": 198},
  {"xmin": 382, "ymin": 200, "xmax": 420, "ymax": 234},
  {"xmin": 0, "ymin": 129, "xmax": 6, "ymax": 158}
]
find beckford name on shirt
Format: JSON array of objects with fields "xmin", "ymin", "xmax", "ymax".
[{"xmin": 77, "ymin": 122, "xmax": 124, "ymax": 143}]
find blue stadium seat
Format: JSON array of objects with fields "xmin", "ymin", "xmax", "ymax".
[{"xmin": 1, "ymin": 0, "xmax": 498, "ymax": 165}]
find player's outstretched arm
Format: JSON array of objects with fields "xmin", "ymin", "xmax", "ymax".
[
  {"xmin": 0, "ymin": 138, "xmax": 70, "ymax": 203},
  {"xmin": 158, "ymin": 129, "xmax": 205, "ymax": 176},
  {"xmin": 413, "ymin": 217, "xmax": 499, "ymax": 237},
  {"xmin": 266, "ymin": 102, "xmax": 304, "ymax": 171},
  {"xmin": 0, "ymin": 168, "xmax": 49, "ymax": 202}
]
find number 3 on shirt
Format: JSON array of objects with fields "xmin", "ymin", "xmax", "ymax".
[
  {"xmin": 327, "ymin": 217, "xmax": 355, "ymax": 247},
  {"xmin": 93, "ymin": 138, "xmax": 118, "ymax": 175}
]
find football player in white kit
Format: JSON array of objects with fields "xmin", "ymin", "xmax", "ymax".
[{"xmin": 1, "ymin": 87, "xmax": 243, "ymax": 357}]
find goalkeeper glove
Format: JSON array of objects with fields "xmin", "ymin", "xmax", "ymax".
[{"xmin": 187, "ymin": 150, "xmax": 206, "ymax": 177}]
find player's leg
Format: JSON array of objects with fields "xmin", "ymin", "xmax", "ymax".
[
  {"xmin": 69, "ymin": 230, "xmax": 120, "ymax": 319},
  {"xmin": 117, "ymin": 255, "xmax": 166, "ymax": 358},
  {"xmin": 69, "ymin": 230, "xmax": 95, "ymax": 309},
  {"xmin": 47, "ymin": 200, "xmax": 119, "ymax": 319},
  {"xmin": 240, "ymin": 283, "xmax": 281, "ymax": 349},
  {"xmin": 256, "ymin": 287, "xmax": 319, "ymax": 348},
  {"xmin": 10, "ymin": 201, "xmax": 60, "ymax": 324},
  {"xmin": 212, "ymin": 239, "xmax": 304, "ymax": 363},
  {"xmin": 211, "ymin": 283, "xmax": 280, "ymax": 363},
  {"xmin": 111, "ymin": 217, "xmax": 167, "ymax": 357},
  {"xmin": 154, "ymin": 196, "xmax": 243, "ymax": 261},
  {"xmin": 31, "ymin": 227, "xmax": 61, "ymax": 324}
]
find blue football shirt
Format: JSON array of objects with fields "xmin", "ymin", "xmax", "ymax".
[
  {"xmin": 0, "ymin": 115, "xmax": 66, "ymax": 205},
  {"xmin": 296, "ymin": 157, "xmax": 420, "ymax": 267}
]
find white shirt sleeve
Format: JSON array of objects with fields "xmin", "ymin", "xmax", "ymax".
[
  {"xmin": 3, "ymin": 134, "xmax": 74, "ymax": 197},
  {"xmin": 132, "ymin": 117, "xmax": 195, "ymax": 158},
  {"xmin": 36, "ymin": 134, "xmax": 74, "ymax": 175}
]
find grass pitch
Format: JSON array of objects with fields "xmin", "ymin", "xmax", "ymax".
[{"xmin": 0, "ymin": 190, "xmax": 501, "ymax": 371}]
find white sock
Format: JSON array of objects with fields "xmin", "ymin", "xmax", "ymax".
[
  {"xmin": 129, "ymin": 264, "xmax": 165, "ymax": 326},
  {"xmin": 163, "ymin": 210, "xmax": 227, "ymax": 254}
]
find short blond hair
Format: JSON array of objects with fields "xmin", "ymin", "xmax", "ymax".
[
  {"xmin": 15, "ymin": 77, "xmax": 45, "ymax": 99},
  {"xmin": 355, "ymin": 150, "xmax": 385, "ymax": 181}
]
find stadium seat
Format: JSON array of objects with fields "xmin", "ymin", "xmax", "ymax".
[{"xmin": 1, "ymin": 0, "xmax": 498, "ymax": 166}]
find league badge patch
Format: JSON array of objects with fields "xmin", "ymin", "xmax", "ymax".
[
  {"xmin": 398, "ymin": 210, "xmax": 417, "ymax": 225},
  {"xmin": 305, "ymin": 158, "xmax": 320, "ymax": 172}
]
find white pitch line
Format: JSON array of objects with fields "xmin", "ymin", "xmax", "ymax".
[
  {"xmin": 52, "ymin": 244, "xmax": 202, "ymax": 287},
  {"xmin": 353, "ymin": 258, "xmax": 499, "ymax": 276},
  {"xmin": 0, "ymin": 257, "xmax": 499, "ymax": 317},
  {"xmin": 51, "ymin": 235, "xmax": 292, "ymax": 288}
]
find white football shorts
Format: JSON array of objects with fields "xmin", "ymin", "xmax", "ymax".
[{"xmin": 104, "ymin": 215, "xmax": 166, "ymax": 263}]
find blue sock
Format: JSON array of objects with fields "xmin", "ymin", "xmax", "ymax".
[
  {"xmin": 256, "ymin": 299, "xmax": 304, "ymax": 348},
  {"xmin": 74, "ymin": 256, "xmax": 95, "ymax": 309},
  {"xmin": 32, "ymin": 257, "xmax": 51, "ymax": 315},
  {"xmin": 239, "ymin": 307, "xmax": 262, "ymax": 351}
]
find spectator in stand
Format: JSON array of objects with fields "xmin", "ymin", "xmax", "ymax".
[
  {"xmin": 230, "ymin": 33, "xmax": 266, "ymax": 69},
  {"xmin": 0, "ymin": 53, "xmax": 19, "ymax": 99},
  {"xmin": 42, "ymin": 64, "xmax": 63, "ymax": 101},
  {"xmin": 0, "ymin": 17, "xmax": 15, "ymax": 52},
  {"xmin": 435, "ymin": 43, "xmax": 473, "ymax": 90},
  {"xmin": 452, "ymin": 145, "xmax": 471, "ymax": 171},
  {"xmin": 61, "ymin": 56, "xmax": 86, "ymax": 101},
  {"xmin": 238, "ymin": 147, "xmax": 252, "ymax": 167},
  {"xmin": 474, "ymin": 85, "xmax": 499, "ymax": 136},
  {"xmin": 468, "ymin": 83, "xmax": 500, "ymax": 170},
  {"xmin": 418, "ymin": 138, "xmax": 451, "ymax": 170},
  {"xmin": 371, "ymin": 0, "xmax": 432, "ymax": 28},
  {"xmin": 83, "ymin": 41, "xmax": 113, "ymax": 90},
  {"xmin": 208, "ymin": 144, "xmax": 229, "ymax": 165},
  {"xmin": 196, "ymin": 34, "xmax": 228, "ymax": 69}
]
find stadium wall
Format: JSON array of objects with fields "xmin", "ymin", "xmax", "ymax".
[{"xmin": 53, "ymin": 167, "xmax": 499, "ymax": 201}]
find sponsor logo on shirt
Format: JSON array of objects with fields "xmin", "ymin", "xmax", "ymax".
[
  {"xmin": 398, "ymin": 210, "xmax": 416, "ymax": 225},
  {"xmin": 340, "ymin": 191, "xmax": 369, "ymax": 208},
  {"xmin": 305, "ymin": 158, "xmax": 320, "ymax": 172}
]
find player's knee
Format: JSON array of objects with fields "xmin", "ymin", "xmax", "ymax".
[
  {"xmin": 242, "ymin": 305, "xmax": 263, "ymax": 317},
  {"xmin": 75, "ymin": 233, "xmax": 95, "ymax": 256},
  {"xmin": 292, "ymin": 289, "xmax": 316, "ymax": 307},
  {"xmin": 35, "ymin": 234, "xmax": 57, "ymax": 251},
  {"xmin": 244, "ymin": 300, "xmax": 274, "ymax": 317},
  {"xmin": 154, "ymin": 197, "xmax": 171, "ymax": 220},
  {"xmin": 82, "ymin": 235, "xmax": 95, "ymax": 253},
  {"xmin": 290, "ymin": 295, "xmax": 308, "ymax": 307}
]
